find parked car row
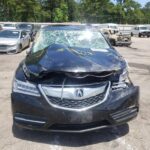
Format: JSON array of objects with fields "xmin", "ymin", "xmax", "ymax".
[
  {"xmin": 0, "ymin": 30, "xmax": 30, "ymax": 53},
  {"xmin": 93, "ymin": 23, "xmax": 150, "ymax": 38},
  {"xmin": 101, "ymin": 29, "xmax": 132, "ymax": 47},
  {"xmin": 131, "ymin": 25, "xmax": 150, "ymax": 37},
  {"xmin": 0, "ymin": 23, "xmax": 41, "ymax": 39},
  {"xmin": 0, "ymin": 23, "xmax": 42, "ymax": 54}
]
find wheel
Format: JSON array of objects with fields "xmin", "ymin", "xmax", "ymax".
[
  {"xmin": 110, "ymin": 39, "xmax": 116, "ymax": 46},
  {"xmin": 7, "ymin": 44, "xmax": 22, "ymax": 54},
  {"xmin": 126, "ymin": 43, "xmax": 131, "ymax": 47},
  {"xmin": 17, "ymin": 44, "xmax": 22, "ymax": 53},
  {"xmin": 138, "ymin": 33, "xmax": 141, "ymax": 37},
  {"xmin": 131, "ymin": 32, "xmax": 133, "ymax": 37}
]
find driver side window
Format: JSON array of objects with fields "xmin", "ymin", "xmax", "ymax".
[{"xmin": 21, "ymin": 31, "xmax": 27, "ymax": 38}]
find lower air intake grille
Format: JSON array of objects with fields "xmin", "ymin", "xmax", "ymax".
[{"xmin": 40, "ymin": 81, "xmax": 110, "ymax": 110}]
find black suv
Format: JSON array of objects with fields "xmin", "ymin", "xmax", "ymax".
[{"xmin": 11, "ymin": 25, "xmax": 139, "ymax": 133}]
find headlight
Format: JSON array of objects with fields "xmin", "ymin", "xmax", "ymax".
[
  {"xmin": 119, "ymin": 69, "xmax": 128, "ymax": 82},
  {"xmin": 22, "ymin": 63, "xmax": 30, "ymax": 77},
  {"xmin": 7, "ymin": 44, "xmax": 17, "ymax": 49},
  {"xmin": 112, "ymin": 69, "xmax": 129, "ymax": 90},
  {"xmin": 8, "ymin": 43, "xmax": 18, "ymax": 47},
  {"xmin": 13, "ymin": 79, "xmax": 40, "ymax": 97}
]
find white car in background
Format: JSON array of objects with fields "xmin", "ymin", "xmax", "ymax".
[
  {"xmin": 0, "ymin": 30, "xmax": 30, "ymax": 53},
  {"xmin": 2, "ymin": 23, "xmax": 16, "ymax": 30},
  {"xmin": 99, "ymin": 23, "xmax": 119, "ymax": 34},
  {"xmin": 131, "ymin": 25, "xmax": 150, "ymax": 37}
]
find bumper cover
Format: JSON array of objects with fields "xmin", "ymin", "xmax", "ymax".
[
  {"xmin": 11, "ymin": 86, "xmax": 139, "ymax": 133},
  {"xmin": 140, "ymin": 32, "xmax": 150, "ymax": 36},
  {"xmin": 0, "ymin": 48, "xmax": 17, "ymax": 53}
]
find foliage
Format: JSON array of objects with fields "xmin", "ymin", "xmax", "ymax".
[{"xmin": 0, "ymin": 0, "xmax": 150, "ymax": 24}]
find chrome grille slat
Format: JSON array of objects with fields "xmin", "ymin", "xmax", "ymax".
[
  {"xmin": 0, "ymin": 45, "xmax": 7, "ymax": 50},
  {"xmin": 39, "ymin": 81, "xmax": 110, "ymax": 111},
  {"xmin": 47, "ymin": 92, "xmax": 105, "ymax": 109}
]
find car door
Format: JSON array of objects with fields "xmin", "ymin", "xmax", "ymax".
[
  {"xmin": 134, "ymin": 27, "xmax": 139, "ymax": 35},
  {"xmin": 21, "ymin": 31, "xmax": 28, "ymax": 48}
]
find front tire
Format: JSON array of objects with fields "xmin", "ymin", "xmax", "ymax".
[
  {"xmin": 7, "ymin": 44, "xmax": 22, "ymax": 54},
  {"xmin": 138, "ymin": 33, "xmax": 142, "ymax": 38},
  {"xmin": 17, "ymin": 44, "xmax": 22, "ymax": 53},
  {"xmin": 110, "ymin": 39, "xmax": 116, "ymax": 46}
]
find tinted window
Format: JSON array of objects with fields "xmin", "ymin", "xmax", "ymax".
[
  {"xmin": 17, "ymin": 24, "xmax": 33, "ymax": 30},
  {"xmin": 0, "ymin": 30, "xmax": 20, "ymax": 38},
  {"xmin": 3, "ymin": 24, "xmax": 15, "ymax": 27},
  {"xmin": 21, "ymin": 31, "xmax": 27, "ymax": 37},
  {"xmin": 139, "ymin": 27, "xmax": 148, "ymax": 30}
]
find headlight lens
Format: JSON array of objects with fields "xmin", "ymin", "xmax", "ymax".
[
  {"xmin": 9, "ymin": 44, "xmax": 17, "ymax": 47},
  {"xmin": 22, "ymin": 63, "xmax": 30, "ymax": 77},
  {"xmin": 13, "ymin": 79, "xmax": 40, "ymax": 97},
  {"xmin": 8, "ymin": 44, "xmax": 17, "ymax": 47},
  {"xmin": 112, "ymin": 69, "xmax": 129, "ymax": 90},
  {"xmin": 119, "ymin": 69, "xmax": 128, "ymax": 82}
]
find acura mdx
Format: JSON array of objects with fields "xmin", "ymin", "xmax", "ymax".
[{"xmin": 11, "ymin": 25, "xmax": 139, "ymax": 133}]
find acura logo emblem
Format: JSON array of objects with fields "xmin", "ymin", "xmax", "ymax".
[{"xmin": 75, "ymin": 89, "xmax": 84, "ymax": 98}]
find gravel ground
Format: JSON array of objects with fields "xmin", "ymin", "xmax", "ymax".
[{"xmin": 0, "ymin": 37, "xmax": 150, "ymax": 150}]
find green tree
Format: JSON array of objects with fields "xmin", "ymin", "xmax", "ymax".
[
  {"xmin": 0, "ymin": 0, "xmax": 149, "ymax": 24},
  {"xmin": 80, "ymin": 0, "xmax": 115, "ymax": 23},
  {"xmin": 0, "ymin": 0, "xmax": 44, "ymax": 22},
  {"xmin": 142, "ymin": 2, "xmax": 150, "ymax": 24},
  {"xmin": 53, "ymin": 1, "xmax": 68, "ymax": 22},
  {"xmin": 66, "ymin": 0, "xmax": 80, "ymax": 21}
]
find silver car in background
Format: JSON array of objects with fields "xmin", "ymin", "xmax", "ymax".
[
  {"xmin": 0, "ymin": 30, "xmax": 30, "ymax": 54},
  {"xmin": 2, "ymin": 23, "xmax": 16, "ymax": 30}
]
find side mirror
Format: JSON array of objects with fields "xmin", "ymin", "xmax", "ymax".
[{"xmin": 21, "ymin": 34, "xmax": 25, "ymax": 38}]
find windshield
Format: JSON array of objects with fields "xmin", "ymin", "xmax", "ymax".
[
  {"xmin": 17, "ymin": 24, "xmax": 32, "ymax": 30},
  {"xmin": 32, "ymin": 29, "xmax": 110, "ymax": 53},
  {"xmin": 110, "ymin": 26, "xmax": 117, "ymax": 29},
  {"xmin": 3, "ymin": 24, "xmax": 15, "ymax": 27},
  {"xmin": 140, "ymin": 27, "xmax": 148, "ymax": 30},
  {"xmin": 0, "ymin": 30, "xmax": 20, "ymax": 38}
]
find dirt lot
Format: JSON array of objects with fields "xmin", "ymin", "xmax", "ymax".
[{"xmin": 0, "ymin": 37, "xmax": 150, "ymax": 150}]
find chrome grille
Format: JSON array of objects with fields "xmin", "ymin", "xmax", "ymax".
[
  {"xmin": 39, "ymin": 81, "xmax": 110, "ymax": 111},
  {"xmin": 47, "ymin": 92, "xmax": 105, "ymax": 109},
  {"xmin": 0, "ymin": 45, "xmax": 7, "ymax": 50},
  {"xmin": 0, "ymin": 45, "xmax": 7, "ymax": 49}
]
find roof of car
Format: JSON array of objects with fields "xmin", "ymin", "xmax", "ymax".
[
  {"xmin": 0, "ymin": 29, "xmax": 26, "ymax": 33},
  {"xmin": 42, "ymin": 24, "xmax": 97, "ymax": 31}
]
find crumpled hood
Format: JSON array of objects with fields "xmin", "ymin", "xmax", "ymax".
[
  {"xmin": 0, "ymin": 38, "xmax": 18, "ymax": 45},
  {"xmin": 25, "ymin": 44, "xmax": 126, "ymax": 77}
]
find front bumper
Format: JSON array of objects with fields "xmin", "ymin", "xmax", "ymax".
[
  {"xmin": 140, "ymin": 32, "xmax": 150, "ymax": 36},
  {"xmin": 11, "ymin": 86, "xmax": 139, "ymax": 133},
  {"xmin": 0, "ymin": 47, "xmax": 17, "ymax": 53}
]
